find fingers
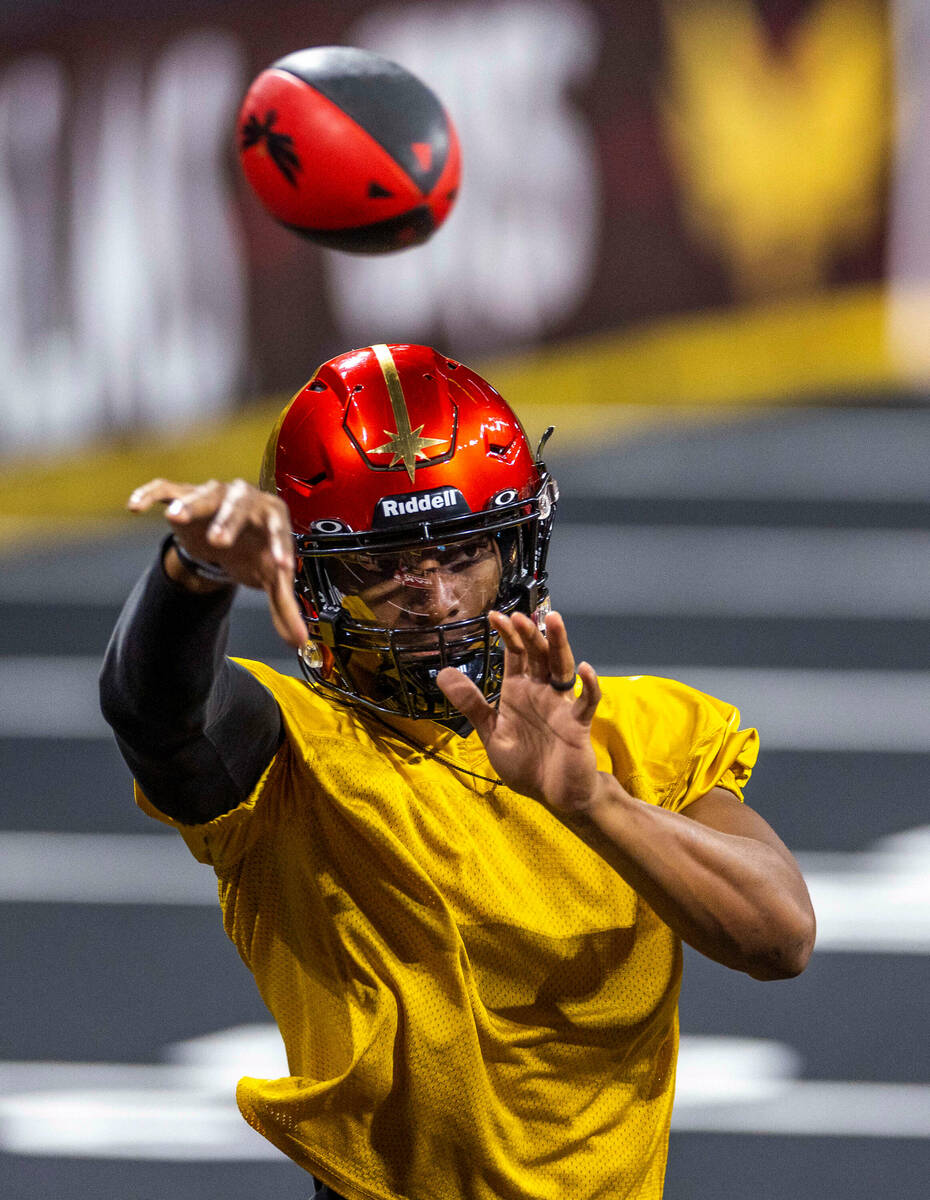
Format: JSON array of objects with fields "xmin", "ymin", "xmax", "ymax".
[
  {"xmin": 490, "ymin": 609, "xmax": 577, "ymax": 688},
  {"xmin": 572, "ymin": 661, "xmax": 602, "ymax": 724},
  {"xmin": 127, "ymin": 477, "xmax": 224, "ymax": 528},
  {"xmin": 126, "ymin": 478, "xmax": 191, "ymax": 513},
  {"xmin": 164, "ymin": 480, "xmax": 226, "ymax": 527},
  {"xmin": 489, "ymin": 608, "xmax": 599, "ymax": 722},
  {"xmin": 206, "ymin": 478, "xmax": 251, "ymax": 546},
  {"xmin": 128, "ymin": 478, "xmax": 293, "ymax": 565},
  {"xmin": 265, "ymin": 500, "xmax": 296, "ymax": 572},
  {"xmin": 488, "ymin": 610, "xmax": 528, "ymax": 678},
  {"xmin": 267, "ymin": 560, "xmax": 308, "ymax": 649},
  {"xmin": 127, "ymin": 477, "xmax": 305, "ymax": 649},
  {"xmin": 543, "ymin": 611, "xmax": 576, "ymax": 686},
  {"xmin": 435, "ymin": 666, "xmax": 497, "ymax": 739}
]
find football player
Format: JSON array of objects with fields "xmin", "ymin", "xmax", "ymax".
[{"xmin": 100, "ymin": 343, "xmax": 814, "ymax": 1200}]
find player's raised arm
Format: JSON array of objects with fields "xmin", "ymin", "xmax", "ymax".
[
  {"xmin": 99, "ymin": 477, "xmax": 303, "ymax": 824},
  {"xmin": 439, "ymin": 609, "xmax": 815, "ymax": 982}
]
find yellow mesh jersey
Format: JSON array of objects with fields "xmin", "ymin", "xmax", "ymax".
[{"xmin": 136, "ymin": 665, "xmax": 757, "ymax": 1200}]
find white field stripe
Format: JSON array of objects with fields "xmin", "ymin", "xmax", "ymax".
[
  {"xmin": 671, "ymin": 1081, "xmax": 930, "ymax": 1137},
  {"xmin": 599, "ymin": 665, "xmax": 930, "ymax": 752},
  {"xmin": 2, "ymin": 827, "xmax": 929, "ymax": 956},
  {"xmin": 0, "ymin": 657, "xmax": 111, "ymax": 738},
  {"xmin": 547, "ymin": 525, "xmax": 930, "ymax": 617},
  {"xmin": 0, "ymin": 1029, "xmax": 928, "ymax": 1152},
  {"xmin": 5, "ymin": 656, "xmax": 930, "ymax": 752},
  {"xmin": 0, "ymin": 833, "xmax": 217, "ymax": 905}
]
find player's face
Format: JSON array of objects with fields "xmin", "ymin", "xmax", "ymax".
[{"xmin": 329, "ymin": 534, "xmax": 502, "ymax": 632}]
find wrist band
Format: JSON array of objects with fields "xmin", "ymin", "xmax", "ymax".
[
  {"xmin": 548, "ymin": 674, "xmax": 577, "ymax": 692},
  {"xmin": 170, "ymin": 536, "xmax": 234, "ymax": 585}
]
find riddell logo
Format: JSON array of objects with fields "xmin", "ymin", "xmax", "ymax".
[{"xmin": 373, "ymin": 487, "xmax": 470, "ymax": 525}]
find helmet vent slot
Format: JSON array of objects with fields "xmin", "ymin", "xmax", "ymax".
[
  {"xmin": 298, "ymin": 471, "xmax": 327, "ymax": 488},
  {"xmin": 309, "ymin": 380, "xmax": 327, "ymax": 392}
]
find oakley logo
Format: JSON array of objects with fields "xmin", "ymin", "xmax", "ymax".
[
  {"xmin": 311, "ymin": 519, "xmax": 351, "ymax": 534},
  {"xmin": 373, "ymin": 487, "xmax": 470, "ymax": 525}
]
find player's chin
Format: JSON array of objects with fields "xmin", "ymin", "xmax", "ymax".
[
  {"xmin": 409, "ymin": 645, "xmax": 465, "ymax": 663},
  {"xmin": 390, "ymin": 614, "xmax": 491, "ymax": 664}
]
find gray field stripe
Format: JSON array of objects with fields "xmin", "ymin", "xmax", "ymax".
[
  {"xmin": 3, "ymin": 524, "xmax": 930, "ymax": 612},
  {"xmin": 3, "ymin": 657, "xmax": 930, "ymax": 750},
  {"xmin": 559, "ymin": 409, "xmax": 930, "ymax": 501},
  {"xmin": 546, "ymin": 526, "xmax": 930, "ymax": 617}
]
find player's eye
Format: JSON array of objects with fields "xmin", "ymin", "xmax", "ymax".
[{"xmin": 447, "ymin": 537, "xmax": 491, "ymax": 567}]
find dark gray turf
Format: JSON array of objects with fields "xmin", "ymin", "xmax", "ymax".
[{"xmin": 2, "ymin": 403, "xmax": 928, "ymax": 1198}]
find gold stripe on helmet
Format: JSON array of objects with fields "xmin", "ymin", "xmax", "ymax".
[{"xmin": 370, "ymin": 343, "xmax": 445, "ymax": 483}]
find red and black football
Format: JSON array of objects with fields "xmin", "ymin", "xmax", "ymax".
[{"xmin": 237, "ymin": 46, "xmax": 461, "ymax": 254}]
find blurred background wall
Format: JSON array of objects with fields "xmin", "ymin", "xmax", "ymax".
[
  {"xmin": 0, "ymin": 0, "xmax": 922, "ymax": 532},
  {"xmin": 2, "ymin": 3, "xmax": 929, "ymax": 1199}
]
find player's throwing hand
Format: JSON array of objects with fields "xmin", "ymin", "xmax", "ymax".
[
  {"xmin": 437, "ymin": 610, "xmax": 603, "ymax": 813},
  {"xmin": 127, "ymin": 477, "xmax": 307, "ymax": 649}
]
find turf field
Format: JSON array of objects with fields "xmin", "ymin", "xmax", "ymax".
[{"xmin": 1, "ymin": 403, "xmax": 928, "ymax": 1199}]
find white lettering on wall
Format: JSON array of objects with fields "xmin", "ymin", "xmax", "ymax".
[
  {"xmin": 0, "ymin": 34, "xmax": 247, "ymax": 457},
  {"xmin": 326, "ymin": 0, "xmax": 601, "ymax": 350}
]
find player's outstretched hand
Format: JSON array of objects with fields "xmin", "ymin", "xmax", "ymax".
[
  {"xmin": 436, "ymin": 611, "xmax": 603, "ymax": 812},
  {"xmin": 127, "ymin": 478, "xmax": 307, "ymax": 649}
]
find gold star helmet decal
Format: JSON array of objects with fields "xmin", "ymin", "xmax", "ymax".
[{"xmin": 369, "ymin": 343, "xmax": 446, "ymax": 482}]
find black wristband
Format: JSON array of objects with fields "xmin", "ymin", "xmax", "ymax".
[{"xmin": 170, "ymin": 535, "xmax": 234, "ymax": 585}]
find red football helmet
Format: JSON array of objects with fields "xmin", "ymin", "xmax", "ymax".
[{"xmin": 260, "ymin": 344, "xmax": 558, "ymax": 720}]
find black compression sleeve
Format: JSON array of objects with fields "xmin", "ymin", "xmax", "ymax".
[{"xmin": 99, "ymin": 538, "xmax": 284, "ymax": 823}]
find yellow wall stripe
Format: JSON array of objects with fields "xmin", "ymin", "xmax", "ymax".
[{"xmin": 0, "ymin": 285, "xmax": 902, "ymax": 548}]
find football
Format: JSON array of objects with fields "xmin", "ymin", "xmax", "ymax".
[{"xmin": 237, "ymin": 45, "xmax": 461, "ymax": 254}]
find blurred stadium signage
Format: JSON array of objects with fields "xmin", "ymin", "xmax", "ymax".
[{"xmin": 0, "ymin": 0, "xmax": 890, "ymax": 458}]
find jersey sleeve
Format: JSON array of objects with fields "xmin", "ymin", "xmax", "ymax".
[
  {"xmin": 595, "ymin": 675, "xmax": 759, "ymax": 813},
  {"xmin": 132, "ymin": 658, "xmax": 332, "ymax": 873},
  {"xmin": 668, "ymin": 690, "xmax": 758, "ymax": 811},
  {"xmin": 134, "ymin": 742, "xmax": 291, "ymax": 870}
]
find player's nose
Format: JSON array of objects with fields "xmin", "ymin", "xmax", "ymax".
[{"xmin": 415, "ymin": 569, "xmax": 461, "ymax": 623}]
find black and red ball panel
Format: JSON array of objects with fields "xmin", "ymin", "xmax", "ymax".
[{"xmin": 238, "ymin": 46, "xmax": 461, "ymax": 254}]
